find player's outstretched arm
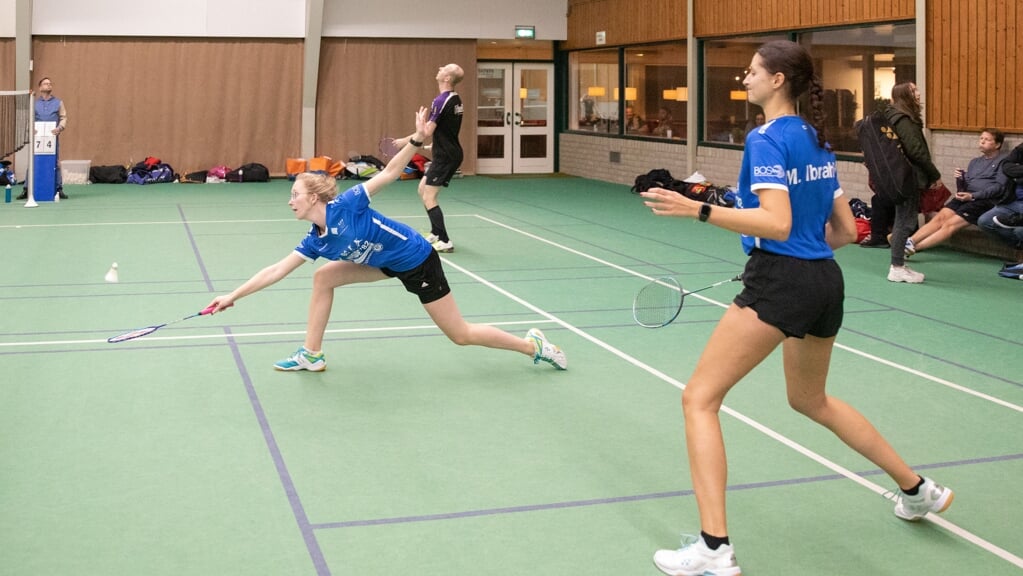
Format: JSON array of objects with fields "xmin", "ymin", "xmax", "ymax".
[{"xmin": 208, "ymin": 252, "xmax": 306, "ymax": 313}]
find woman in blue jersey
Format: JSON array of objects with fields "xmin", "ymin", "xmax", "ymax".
[
  {"xmin": 207, "ymin": 108, "xmax": 565, "ymax": 373},
  {"xmin": 640, "ymin": 41, "xmax": 952, "ymax": 575}
]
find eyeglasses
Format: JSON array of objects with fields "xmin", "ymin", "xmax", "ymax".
[{"xmin": 290, "ymin": 191, "xmax": 303, "ymax": 200}]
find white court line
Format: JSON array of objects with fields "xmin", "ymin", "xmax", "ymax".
[
  {"xmin": 475, "ymin": 214, "xmax": 1023, "ymax": 414},
  {"xmin": 467, "ymin": 213, "xmax": 1023, "ymax": 569},
  {"xmin": 0, "ymin": 320, "xmax": 544, "ymax": 348}
]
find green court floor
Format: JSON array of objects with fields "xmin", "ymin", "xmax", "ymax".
[{"xmin": 2, "ymin": 176, "xmax": 1021, "ymax": 575}]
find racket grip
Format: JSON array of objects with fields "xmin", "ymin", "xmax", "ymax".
[{"xmin": 200, "ymin": 304, "xmax": 218, "ymax": 315}]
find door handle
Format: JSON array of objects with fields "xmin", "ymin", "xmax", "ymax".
[
  {"xmin": 513, "ymin": 112, "xmax": 522, "ymax": 126},
  {"xmin": 506, "ymin": 112, "xmax": 512, "ymax": 126}
]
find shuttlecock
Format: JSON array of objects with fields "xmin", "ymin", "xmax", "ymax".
[{"xmin": 105, "ymin": 262, "xmax": 119, "ymax": 283}]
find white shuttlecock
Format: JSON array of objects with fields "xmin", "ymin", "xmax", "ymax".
[{"xmin": 105, "ymin": 262, "xmax": 119, "ymax": 283}]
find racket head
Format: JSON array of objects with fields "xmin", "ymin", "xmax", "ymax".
[
  {"xmin": 633, "ymin": 276, "xmax": 684, "ymax": 328},
  {"xmin": 379, "ymin": 137, "xmax": 399, "ymax": 159},
  {"xmin": 107, "ymin": 325, "xmax": 161, "ymax": 343}
]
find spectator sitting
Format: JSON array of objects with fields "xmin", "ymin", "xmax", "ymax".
[
  {"xmin": 977, "ymin": 140, "xmax": 1023, "ymax": 274},
  {"xmin": 624, "ymin": 105, "xmax": 644, "ymax": 132},
  {"xmin": 640, "ymin": 106, "xmax": 674, "ymax": 137},
  {"xmin": 744, "ymin": 111, "xmax": 766, "ymax": 135},
  {"xmin": 903, "ymin": 129, "xmax": 1009, "ymax": 257}
]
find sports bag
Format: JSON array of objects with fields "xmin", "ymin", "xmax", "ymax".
[
  {"xmin": 856, "ymin": 109, "xmax": 916, "ymax": 204},
  {"xmin": 89, "ymin": 165, "xmax": 128, "ymax": 184},
  {"xmin": 225, "ymin": 163, "xmax": 270, "ymax": 182}
]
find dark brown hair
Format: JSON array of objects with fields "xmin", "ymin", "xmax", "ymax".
[
  {"xmin": 890, "ymin": 82, "xmax": 922, "ymax": 122},
  {"xmin": 755, "ymin": 40, "xmax": 828, "ymax": 149}
]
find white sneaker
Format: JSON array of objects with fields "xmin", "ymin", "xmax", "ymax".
[
  {"xmin": 888, "ymin": 265, "xmax": 925, "ymax": 283},
  {"xmin": 653, "ymin": 535, "xmax": 741, "ymax": 576},
  {"xmin": 425, "ymin": 233, "xmax": 440, "ymax": 244},
  {"xmin": 526, "ymin": 328, "xmax": 567, "ymax": 370},
  {"xmin": 432, "ymin": 239, "xmax": 454, "ymax": 253},
  {"xmin": 894, "ymin": 477, "xmax": 954, "ymax": 521}
]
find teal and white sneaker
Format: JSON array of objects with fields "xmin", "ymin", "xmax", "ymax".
[
  {"xmin": 526, "ymin": 328, "xmax": 567, "ymax": 370},
  {"xmin": 273, "ymin": 347, "xmax": 326, "ymax": 372}
]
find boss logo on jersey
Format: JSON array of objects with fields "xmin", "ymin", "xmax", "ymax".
[
  {"xmin": 753, "ymin": 164, "xmax": 785, "ymax": 179},
  {"xmin": 454, "ymin": 104, "xmax": 464, "ymax": 116}
]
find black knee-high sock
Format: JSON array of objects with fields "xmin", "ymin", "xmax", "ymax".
[{"xmin": 427, "ymin": 206, "xmax": 448, "ymax": 242}]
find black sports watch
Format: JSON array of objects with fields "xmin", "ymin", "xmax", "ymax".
[{"xmin": 698, "ymin": 203, "xmax": 712, "ymax": 222}]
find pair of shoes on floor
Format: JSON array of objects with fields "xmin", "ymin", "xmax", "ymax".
[
  {"xmin": 16, "ymin": 191, "xmax": 27, "ymax": 200},
  {"xmin": 653, "ymin": 534, "xmax": 741, "ymax": 576},
  {"xmin": 58, "ymin": 190, "xmax": 68, "ymax": 199},
  {"xmin": 888, "ymin": 265, "xmax": 924, "ymax": 283},
  {"xmin": 993, "ymin": 213, "xmax": 1023, "ymax": 228},
  {"xmin": 526, "ymin": 328, "xmax": 567, "ymax": 370},
  {"xmin": 652, "ymin": 477, "xmax": 953, "ymax": 575},
  {"xmin": 860, "ymin": 239, "xmax": 890, "ymax": 248},
  {"xmin": 894, "ymin": 476, "xmax": 955, "ymax": 521},
  {"xmin": 273, "ymin": 346, "xmax": 326, "ymax": 371}
]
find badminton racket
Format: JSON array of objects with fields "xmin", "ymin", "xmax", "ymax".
[
  {"xmin": 379, "ymin": 137, "xmax": 400, "ymax": 160},
  {"xmin": 107, "ymin": 304, "xmax": 218, "ymax": 343},
  {"xmin": 633, "ymin": 274, "xmax": 742, "ymax": 328}
]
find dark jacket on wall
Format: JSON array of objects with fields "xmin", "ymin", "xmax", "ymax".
[{"xmin": 885, "ymin": 106, "xmax": 941, "ymax": 189}]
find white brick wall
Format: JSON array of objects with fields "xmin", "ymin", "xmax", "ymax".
[{"xmin": 558, "ymin": 130, "xmax": 1020, "ymax": 202}]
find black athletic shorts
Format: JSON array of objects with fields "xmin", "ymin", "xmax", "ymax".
[
  {"xmin": 733, "ymin": 249, "xmax": 844, "ymax": 339},
  {"xmin": 944, "ymin": 197, "xmax": 998, "ymax": 224},
  {"xmin": 381, "ymin": 249, "xmax": 451, "ymax": 304},
  {"xmin": 424, "ymin": 157, "xmax": 462, "ymax": 188}
]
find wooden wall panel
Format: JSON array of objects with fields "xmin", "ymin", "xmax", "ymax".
[
  {"xmin": 928, "ymin": 0, "xmax": 1020, "ymax": 130},
  {"xmin": 565, "ymin": 0, "xmax": 685, "ymax": 50},
  {"xmin": 694, "ymin": 0, "xmax": 914, "ymax": 37},
  {"xmin": 0, "ymin": 39, "xmax": 13, "ymax": 91}
]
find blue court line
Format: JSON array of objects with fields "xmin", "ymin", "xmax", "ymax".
[{"xmin": 310, "ymin": 452, "xmax": 1023, "ymax": 531}]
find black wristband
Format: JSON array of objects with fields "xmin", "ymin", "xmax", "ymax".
[
  {"xmin": 698, "ymin": 203, "xmax": 712, "ymax": 222},
  {"xmin": 409, "ymin": 138, "xmax": 424, "ymax": 147}
]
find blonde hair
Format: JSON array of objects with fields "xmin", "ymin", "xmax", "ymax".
[
  {"xmin": 296, "ymin": 172, "xmax": 338, "ymax": 202},
  {"xmin": 443, "ymin": 63, "xmax": 464, "ymax": 86}
]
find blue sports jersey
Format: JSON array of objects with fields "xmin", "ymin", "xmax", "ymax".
[
  {"xmin": 736, "ymin": 115, "xmax": 841, "ymax": 260},
  {"xmin": 293, "ymin": 184, "xmax": 434, "ymax": 272}
]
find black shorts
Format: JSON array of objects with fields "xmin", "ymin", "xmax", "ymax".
[
  {"xmin": 944, "ymin": 197, "xmax": 998, "ymax": 224},
  {"xmin": 381, "ymin": 249, "xmax": 451, "ymax": 304},
  {"xmin": 733, "ymin": 249, "xmax": 844, "ymax": 339},
  {"xmin": 424, "ymin": 157, "xmax": 462, "ymax": 188}
]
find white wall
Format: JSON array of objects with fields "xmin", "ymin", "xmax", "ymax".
[
  {"xmin": 8, "ymin": 0, "xmax": 566, "ymax": 39},
  {"xmin": 0, "ymin": 0, "xmax": 15, "ymax": 36},
  {"xmin": 323, "ymin": 0, "xmax": 566, "ymax": 40}
]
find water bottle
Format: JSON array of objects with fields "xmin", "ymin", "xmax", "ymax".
[
  {"xmin": 4, "ymin": 184, "xmax": 10, "ymax": 203},
  {"xmin": 238, "ymin": 167, "xmax": 243, "ymax": 183}
]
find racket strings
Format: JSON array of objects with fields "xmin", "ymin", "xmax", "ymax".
[
  {"xmin": 633, "ymin": 278, "xmax": 684, "ymax": 328},
  {"xmin": 107, "ymin": 326, "xmax": 160, "ymax": 343}
]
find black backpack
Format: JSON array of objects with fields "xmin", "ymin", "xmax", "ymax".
[
  {"xmin": 631, "ymin": 168, "xmax": 675, "ymax": 193},
  {"xmin": 89, "ymin": 165, "xmax": 128, "ymax": 184},
  {"xmin": 225, "ymin": 163, "xmax": 270, "ymax": 182},
  {"xmin": 856, "ymin": 109, "xmax": 916, "ymax": 203}
]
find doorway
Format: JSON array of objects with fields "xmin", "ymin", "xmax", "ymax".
[{"xmin": 476, "ymin": 63, "xmax": 554, "ymax": 174}]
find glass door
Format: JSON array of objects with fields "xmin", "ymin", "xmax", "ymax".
[{"xmin": 476, "ymin": 63, "xmax": 554, "ymax": 174}]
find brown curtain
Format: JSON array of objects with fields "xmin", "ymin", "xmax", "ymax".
[
  {"xmin": 31, "ymin": 37, "xmax": 303, "ymax": 173},
  {"xmin": 0, "ymin": 39, "xmax": 14, "ymax": 90},
  {"xmin": 317, "ymin": 38, "xmax": 477, "ymax": 173}
]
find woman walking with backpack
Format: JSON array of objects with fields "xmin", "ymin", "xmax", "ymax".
[{"xmin": 883, "ymin": 82, "xmax": 943, "ymax": 283}]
